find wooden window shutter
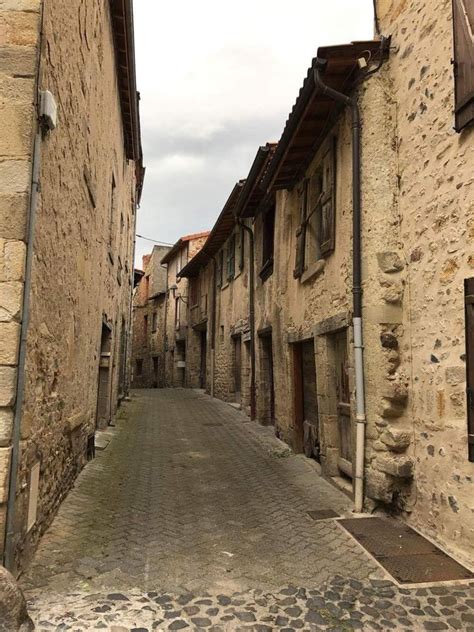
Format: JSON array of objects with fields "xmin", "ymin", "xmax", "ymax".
[
  {"xmin": 239, "ymin": 225, "xmax": 245, "ymax": 270},
  {"xmin": 465, "ymin": 277, "xmax": 474, "ymax": 462},
  {"xmin": 227, "ymin": 234, "xmax": 235, "ymax": 281},
  {"xmin": 452, "ymin": 0, "xmax": 474, "ymax": 131},
  {"xmin": 216, "ymin": 251, "xmax": 223, "ymax": 288},
  {"xmin": 319, "ymin": 137, "xmax": 336, "ymax": 257},
  {"xmin": 294, "ymin": 179, "xmax": 309, "ymax": 279}
]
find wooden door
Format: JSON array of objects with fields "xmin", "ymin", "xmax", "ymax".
[
  {"xmin": 96, "ymin": 324, "xmax": 112, "ymax": 429},
  {"xmin": 334, "ymin": 330, "xmax": 352, "ymax": 477},
  {"xmin": 234, "ymin": 336, "xmax": 242, "ymax": 404},
  {"xmin": 200, "ymin": 330, "xmax": 207, "ymax": 389},
  {"xmin": 260, "ymin": 333, "xmax": 275, "ymax": 425},
  {"xmin": 153, "ymin": 357, "xmax": 159, "ymax": 388},
  {"xmin": 293, "ymin": 339, "xmax": 319, "ymax": 456}
]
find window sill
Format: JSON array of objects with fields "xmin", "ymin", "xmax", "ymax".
[
  {"xmin": 300, "ymin": 259, "xmax": 326, "ymax": 285},
  {"xmin": 259, "ymin": 259, "xmax": 273, "ymax": 282},
  {"xmin": 221, "ymin": 282, "xmax": 229, "ymax": 291}
]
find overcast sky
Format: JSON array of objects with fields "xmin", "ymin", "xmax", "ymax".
[{"xmin": 133, "ymin": 0, "xmax": 374, "ymax": 267}]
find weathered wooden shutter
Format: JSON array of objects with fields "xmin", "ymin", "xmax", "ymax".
[
  {"xmin": 216, "ymin": 250, "xmax": 223, "ymax": 288},
  {"xmin": 294, "ymin": 179, "xmax": 309, "ymax": 279},
  {"xmin": 452, "ymin": 0, "xmax": 474, "ymax": 131},
  {"xmin": 227, "ymin": 234, "xmax": 235, "ymax": 280},
  {"xmin": 465, "ymin": 277, "xmax": 474, "ymax": 462},
  {"xmin": 239, "ymin": 225, "xmax": 245, "ymax": 270},
  {"xmin": 319, "ymin": 137, "xmax": 336, "ymax": 257}
]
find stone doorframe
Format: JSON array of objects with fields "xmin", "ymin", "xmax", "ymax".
[{"xmin": 313, "ymin": 311, "xmax": 355, "ymax": 488}]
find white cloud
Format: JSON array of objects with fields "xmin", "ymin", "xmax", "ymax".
[{"xmin": 133, "ymin": 0, "xmax": 374, "ymax": 265}]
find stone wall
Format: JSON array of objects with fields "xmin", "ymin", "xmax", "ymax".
[
  {"xmin": 0, "ymin": 0, "xmax": 140, "ymax": 571},
  {"xmin": 376, "ymin": 0, "xmax": 474, "ymax": 562},
  {"xmin": 183, "ymin": 7, "xmax": 473, "ymax": 563},
  {"xmin": 131, "ymin": 247, "xmax": 169, "ymax": 388},
  {"xmin": 163, "ymin": 235, "xmax": 208, "ymax": 388},
  {"xmin": 0, "ymin": 0, "xmax": 42, "ymax": 562}
]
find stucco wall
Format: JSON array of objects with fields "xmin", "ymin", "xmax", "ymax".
[
  {"xmin": 0, "ymin": 0, "xmax": 139, "ymax": 570},
  {"xmin": 377, "ymin": 0, "xmax": 474, "ymax": 562}
]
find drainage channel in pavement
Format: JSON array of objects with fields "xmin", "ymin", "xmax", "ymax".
[{"xmin": 339, "ymin": 516, "xmax": 474, "ymax": 585}]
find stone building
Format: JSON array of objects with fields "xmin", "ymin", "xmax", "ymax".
[
  {"xmin": 0, "ymin": 0, "xmax": 143, "ymax": 572},
  {"xmin": 160, "ymin": 232, "xmax": 209, "ymax": 387},
  {"xmin": 180, "ymin": 1, "xmax": 473, "ymax": 565},
  {"xmin": 131, "ymin": 246, "xmax": 170, "ymax": 389}
]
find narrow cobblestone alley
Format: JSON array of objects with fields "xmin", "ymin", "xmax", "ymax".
[{"xmin": 21, "ymin": 390, "xmax": 474, "ymax": 631}]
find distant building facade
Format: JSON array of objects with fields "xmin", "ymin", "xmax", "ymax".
[
  {"xmin": 160, "ymin": 233, "xmax": 209, "ymax": 388},
  {"xmin": 179, "ymin": 0, "xmax": 474, "ymax": 566},
  {"xmin": 0, "ymin": 0, "xmax": 143, "ymax": 572},
  {"xmin": 131, "ymin": 246, "xmax": 170, "ymax": 388}
]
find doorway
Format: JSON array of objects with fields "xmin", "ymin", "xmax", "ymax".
[
  {"xmin": 233, "ymin": 335, "xmax": 242, "ymax": 404},
  {"xmin": 199, "ymin": 330, "xmax": 207, "ymax": 389},
  {"xmin": 259, "ymin": 330, "xmax": 275, "ymax": 425},
  {"xmin": 333, "ymin": 330, "xmax": 352, "ymax": 478},
  {"xmin": 293, "ymin": 339, "xmax": 319, "ymax": 458},
  {"xmin": 176, "ymin": 341, "xmax": 186, "ymax": 387},
  {"xmin": 96, "ymin": 322, "xmax": 112, "ymax": 429},
  {"xmin": 152, "ymin": 356, "xmax": 159, "ymax": 388}
]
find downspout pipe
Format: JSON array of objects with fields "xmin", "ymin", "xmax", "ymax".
[
  {"xmin": 210, "ymin": 257, "xmax": 217, "ymax": 398},
  {"xmin": 4, "ymin": 129, "xmax": 42, "ymax": 571},
  {"xmin": 314, "ymin": 61, "xmax": 366, "ymax": 513},
  {"xmin": 4, "ymin": 1, "xmax": 46, "ymax": 570},
  {"xmin": 235, "ymin": 220, "xmax": 256, "ymax": 420}
]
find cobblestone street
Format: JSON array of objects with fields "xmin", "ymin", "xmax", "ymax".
[{"xmin": 21, "ymin": 390, "xmax": 474, "ymax": 631}]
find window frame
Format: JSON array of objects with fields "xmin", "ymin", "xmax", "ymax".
[
  {"xmin": 294, "ymin": 136, "xmax": 336, "ymax": 279},
  {"xmin": 227, "ymin": 233, "xmax": 236, "ymax": 281},
  {"xmin": 452, "ymin": 0, "xmax": 474, "ymax": 132},
  {"xmin": 260, "ymin": 203, "xmax": 275, "ymax": 282}
]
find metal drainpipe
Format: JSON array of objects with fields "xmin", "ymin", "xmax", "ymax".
[
  {"xmin": 236, "ymin": 220, "xmax": 256, "ymax": 420},
  {"xmin": 210, "ymin": 257, "xmax": 217, "ymax": 398},
  {"xmin": 314, "ymin": 62, "xmax": 366, "ymax": 513},
  {"xmin": 4, "ymin": 0, "xmax": 45, "ymax": 573},
  {"xmin": 4, "ymin": 128, "xmax": 42, "ymax": 571},
  {"xmin": 162, "ymin": 264, "xmax": 169, "ymax": 387}
]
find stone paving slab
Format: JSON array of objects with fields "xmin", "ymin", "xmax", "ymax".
[{"xmin": 19, "ymin": 389, "xmax": 474, "ymax": 630}]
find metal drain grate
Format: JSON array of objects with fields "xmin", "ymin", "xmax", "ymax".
[
  {"xmin": 307, "ymin": 509, "xmax": 340, "ymax": 521},
  {"xmin": 339, "ymin": 517, "xmax": 474, "ymax": 584}
]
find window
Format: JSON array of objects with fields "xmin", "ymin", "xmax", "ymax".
[
  {"xmin": 465, "ymin": 277, "xmax": 474, "ymax": 462},
  {"xmin": 452, "ymin": 0, "xmax": 474, "ymax": 131},
  {"xmin": 190, "ymin": 278, "xmax": 199, "ymax": 306},
  {"xmin": 179, "ymin": 244, "xmax": 189, "ymax": 273},
  {"xmin": 136, "ymin": 359, "xmax": 143, "ymax": 376},
  {"xmin": 294, "ymin": 137, "xmax": 336, "ymax": 279},
  {"xmin": 227, "ymin": 234, "xmax": 236, "ymax": 281},
  {"xmin": 175, "ymin": 297, "xmax": 181, "ymax": 329},
  {"xmin": 260, "ymin": 204, "xmax": 275, "ymax": 281},
  {"xmin": 144, "ymin": 314, "xmax": 148, "ymax": 337},
  {"xmin": 217, "ymin": 250, "xmax": 224, "ymax": 288},
  {"xmin": 238, "ymin": 225, "xmax": 245, "ymax": 271},
  {"xmin": 144, "ymin": 275, "xmax": 150, "ymax": 299},
  {"xmin": 152, "ymin": 311, "xmax": 158, "ymax": 333}
]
